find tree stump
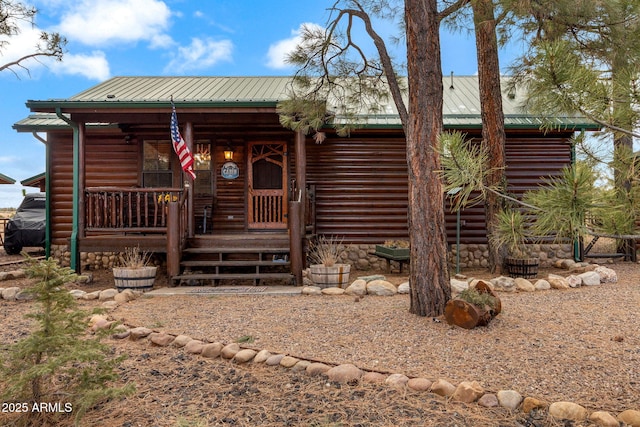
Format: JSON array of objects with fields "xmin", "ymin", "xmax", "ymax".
[{"xmin": 444, "ymin": 280, "xmax": 501, "ymax": 329}]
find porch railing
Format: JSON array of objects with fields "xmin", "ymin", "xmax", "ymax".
[{"xmin": 84, "ymin": 187, "xmax": 184, "ymax": 233}]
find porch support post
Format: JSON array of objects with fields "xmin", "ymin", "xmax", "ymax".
[
  {"xmin": 166, "ymin": 201, "xmax": 180, "ymax": 277},
  {"xmin": 78, "ymin": 123, "xmax": 86, "ymax": 241},
  {"xmin": 56, "ymin": 109, "xmax": 81, "ymax": 272},
  {"xmin": 185, "ymin": 121, "xmax": 194, "ymax": 237},
  {"xmin": 294, "ymin": 130, "xmax": 307, "ymax": 234},
  {"xmin": 289, "ymin": 200, "xmax": 303, "ymax": 286},
  {"xmin": 289, "ymin": 130, "xmax": 307, "ymax": 283}
]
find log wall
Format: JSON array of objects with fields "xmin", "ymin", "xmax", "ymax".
[
  {"xmin": 48, "ymin": 132, "xmax": 140, "ymax": 245},
  {"xmin": 306, "ymin": 131, "xmax": 573, "ymax": 245},
  {"xmin": 46, "ymin": 127, "xmax": 574, "ymax": 247}
]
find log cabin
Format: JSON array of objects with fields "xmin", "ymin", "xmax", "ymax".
[{"xmin": 13, "ymin": 76, "xmax": 599, "ymax": 285}]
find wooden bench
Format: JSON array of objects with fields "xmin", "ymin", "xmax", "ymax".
[
  {"xmin": 582, "ymin": 235, "xmax": 631, "ymax": 261},
  {"xmin": 374, "ymin": 250, "xmax": 410, "ymax": 274}
]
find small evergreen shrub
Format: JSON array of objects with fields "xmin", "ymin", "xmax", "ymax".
[
  {"xmin": 0, "ymin": 256, "xmax": 134, "ymax": 426},
  {"xmin": 457, "ymin": 287, "xmax": 497, "ymax": 309}
]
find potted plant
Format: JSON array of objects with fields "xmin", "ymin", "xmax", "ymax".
[
  {"xmin": 445, "ymin": 281, "xmax": 501, "ymax": 329},
  {"xmin": 491, "ymin": 209, "xmax": 539, "ymax": 278},
  {"xmin": 307, "ymin": 235, "xmax": 351, "ymax": 289},
  {"xmin": 112, "ymin": 246, "xmax": 157, "ymax": 292}
]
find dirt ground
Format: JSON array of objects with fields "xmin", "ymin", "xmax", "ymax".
[{"xmin": 0, "ymin": 248, "xmax": 639, "ymax": 427}]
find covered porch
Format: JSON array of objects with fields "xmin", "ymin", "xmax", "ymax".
[
  {"xmin": 77, "ymin": 181, "xmax": 315, "ymax": 285},
  {"xmin": 16, "ymin": 77, "xmax": 316, "ymax": 285}
]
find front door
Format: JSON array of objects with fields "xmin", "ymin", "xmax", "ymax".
[
  {"xmin": 193, "ymin": 141, "xmax": 214, "ymax": 233},
  {"xmin": 248, "ymin": 142, "xmax": 288, "ymax": 229}
]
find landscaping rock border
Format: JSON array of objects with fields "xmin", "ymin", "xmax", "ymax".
[{"xmin": 2, "ymin": 263, "xmax": 638, "ymax": 426}]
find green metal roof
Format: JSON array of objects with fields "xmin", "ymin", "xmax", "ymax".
[
  {"xmin": 21, "ymin": 172, "xmax": 45, "ymax": 187},
  {"xmin": 19, "ymin": 76, "xmax": 599, "ymax": 130},
  {"xmin": 13, "ymin": 114, "xmax": 117, "ymax": 132},
  {"xmin": 0, "ymin": 173, "xmax": 16, "ymax": 184}
]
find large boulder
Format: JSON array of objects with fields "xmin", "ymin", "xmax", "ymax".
[
  {"xmin": 490, "ymin": 276, "xmax": 516, "ymax": 292},
  {"xmin": 450, "ymin": 278, "xmax": 469, "ymax": 294},
  {"xmin": 547, "ymin": 274, "xmax": 570, "ymax": 290},
  {"xmin": 595, "ymin": 266, "xmax": 618, "ymax": 283},
  {"xmin": 578, "ymin": 271, "xmax": 601, "ymax": 286},
  {"xmin": 344, "ymin": 279, "xmax": 367, "ymax": 296},
  {"xmin": 326, "ymin": 364, "xmax": 363, "ymax": 383},
  {"xmin": 366, "ymin": 280, "xmax": 397, "ymax": 296}
]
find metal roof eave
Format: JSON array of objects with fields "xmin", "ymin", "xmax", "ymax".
[
  {"xmin": 330, "ymin": 114, "xmax": 601, "ymax": 131},
  {"xmin": 13, "ymin": 122, "xmax": 119, "ymax": 133},
  {"xmin": 25, "ymin": 99, "xmax": 281, "ymax": 111},
  {"xmin": 326, "ymin": 123, "xmax": 600, "ymax": 131},
  {"xmin": 0, "ymin": 173, "xmax": 16, "ymax": 184},
  {"xmin": 21, "ymin": 172, "xmax": 45, "ymax": 186}
]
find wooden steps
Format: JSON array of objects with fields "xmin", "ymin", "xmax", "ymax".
[{"xmin": 173, "ymin": 234, "xmax": 295, "ymax": 286}]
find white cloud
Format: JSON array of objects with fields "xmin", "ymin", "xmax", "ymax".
[
  {"xmin": 266, "ymin": 23, "xmax": 323, "ymax": 69},
  {"xmin": 0, "ymin": 12, "xmax": 109, "ymax": 81},
  {"xmin": 0, "ymin": 23, "xmax": 56, "ymax": 77},
  {"xmin": 51, "ymin": 51, "xmax": 110, "ymax": 80},
  {"xmin": 56, "ymin": 0, "xmax": 172, "ymax": 47},
  {"xmin": 163, "ymin": 38, "xmax": 232, "ymax": 74}
]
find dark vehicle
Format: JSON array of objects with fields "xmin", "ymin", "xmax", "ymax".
[{"xmin": 4, "ymin": 193, "xmax": 46, "ymax": 255}]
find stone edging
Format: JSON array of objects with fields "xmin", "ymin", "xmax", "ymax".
[
  {"xmin": 88, "ymin": 310, "xmax": 639, "ymax": 427},
  {"xmin": 1, "ymin": 265, "xmax": 639, "ymax": 426}
]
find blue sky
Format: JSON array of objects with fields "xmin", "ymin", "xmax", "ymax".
[{"xmin": 0, "ymin": 0, "xmax": 522, "ymax": 208}]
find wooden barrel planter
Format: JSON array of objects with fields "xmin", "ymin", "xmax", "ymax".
[
  {"xmin": 309, "ymin": 264, "xmax": 351, "ymax": 289},
  {"xmin": 113, "ymin": 266, "xmax": 157, "ymax": 292},
  {"xmin": 445, "ymin": 281, "xmax": 501, "ymax": 329},
  {"xmin": 505, "ymin": 256, "xmax": 539, "ymax": 279}
]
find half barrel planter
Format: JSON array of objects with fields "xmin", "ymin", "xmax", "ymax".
[
  {"xmin": 113, "ymin": 266, "xmax": 157, "ymax": 292},
  {"xmin": 505, "ymin": 256, "xmax": 539, "ymax": 279},
  {"xmin": 309, "ymin": 264, "xmax": 351, "ymax": 289}
]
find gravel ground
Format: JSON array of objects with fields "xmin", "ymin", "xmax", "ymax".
[
  {"xmin": 109, "ymin": 262, "xmax": 640, "ymax": 413},
  {"xmin": 1, "ymin": 252, "xmax": 639, "ymax": 426}
]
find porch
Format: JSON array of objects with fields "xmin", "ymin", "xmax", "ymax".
[{"xmin": 78, "ymin": 185, "xmax": 316, "ymax": 285}]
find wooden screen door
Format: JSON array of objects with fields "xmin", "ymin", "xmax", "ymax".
[{"xmin": 248, "ymin": 142, "xmax": 288, "ymax": 229}]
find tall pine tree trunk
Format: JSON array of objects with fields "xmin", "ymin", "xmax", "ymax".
[
  {"xmin": 405, "ymin": 0, "xmax": 451, "ymax": 316},
  {"xmin": 472, "ymin": 0, "xmax": 507, "ymax": 273},
  {"xmin": 611, "ymin": 41, "xmax": 635, "ymax": 259}
]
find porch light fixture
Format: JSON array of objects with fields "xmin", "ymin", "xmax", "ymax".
[{"xmin": 223, "ymin": 144, "xmax": 234, "ymax": 161}]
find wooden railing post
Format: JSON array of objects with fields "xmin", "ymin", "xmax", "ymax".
[{"xmin": 166, "ymin": 201, "xmax": 180, "ymax": 277}]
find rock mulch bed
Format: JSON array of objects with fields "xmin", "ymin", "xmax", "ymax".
[{"xmin": 2, "ymin": 261, "xmax": 639, "ymax": 426}]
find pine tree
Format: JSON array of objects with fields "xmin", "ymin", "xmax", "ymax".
[
  {"xmin": 0, "ymin": 256, "xmax": 134, "ymax": 426},
  {"xmin": 506, "ymin": 0, "xmax": 640, "ymax": 256}
]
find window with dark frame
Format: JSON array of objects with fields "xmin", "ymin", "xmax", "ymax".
[{"xmin": 143, "ymin": 140, "xmax": 173, "ymax": 187}]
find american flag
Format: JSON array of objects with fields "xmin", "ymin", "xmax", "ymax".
[{"xmin": 170, "ymin": 101, "xmax": 196, "ymax": 180}]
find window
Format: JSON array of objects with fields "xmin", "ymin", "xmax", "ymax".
[
  {"xmin": 193, "ymin": 142, "xmax": 213, "ymax": 195},
  {"xmin": 143, "ymin": 140, "xmax": 173, "ymax": 187}
]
